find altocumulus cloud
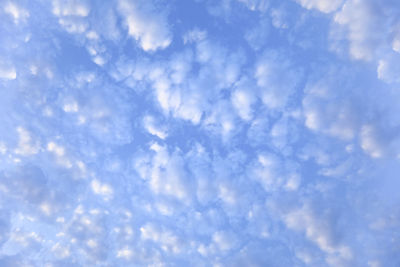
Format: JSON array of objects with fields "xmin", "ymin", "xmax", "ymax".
[{"xmin": 0, "ymin": 0, "xmax": 400, "ymax": 266}]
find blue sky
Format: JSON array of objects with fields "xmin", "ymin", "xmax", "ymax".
[{"xmin": 1, "ymin": 0, "xmax": 400, "ymax": 266}]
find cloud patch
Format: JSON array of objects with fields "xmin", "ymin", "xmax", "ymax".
[{"xmin": 118, "ymin": 0, "xmax": 172, "ymax": 52}]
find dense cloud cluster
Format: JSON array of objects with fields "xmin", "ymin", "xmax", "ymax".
[{"xmin": 0, "ymin": 0, "xmax": 400, "ymax": 266}]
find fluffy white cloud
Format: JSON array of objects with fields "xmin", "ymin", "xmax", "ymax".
[
  {"xmin": 231, "ymin": 86, "xmax": 256, "ymax": 121},
  {"xmin": 323, "ymin": 0, "xmax": 400, "ymax": 85},
  {"xmin": 134, "ymin": 143, "xmax": 193, "ymax": 202},
  {"xmin": 4, "ymin": 2, "xmax": 29, "ymax": 23},
  {"xmin": 52, "ymin": 0, "xmax": 90, "ymax": 17},
  {"xmin": 302, "ymin": 69, "xmax": 359, "ymax": 141},
  {"xmin": 14, "ymin": 127, "xmax": 40, "ymax": 156},
  {"xmin": 143, "ymin": 115, "xmax": 167, "ymax": 139},
  {"xmin": 393, "ymin": 36, "xmax": 400, "ymax": 53},
  {"xmin": 377, "ymin": 55, "xmax": 400, "ymax": 84},
  {"xmin": 203, "ymin": 100, "xmax": 237, "ymax": 140},
  {"xmin": 303, "ymin": 94, "xmax": 357, "ymax": 140},
  {"xmin": 51, "ymin": 0, "xmax": 91, "ymax": 35},
  {"xmin": 0, "ymin": 64, "xmax": 16, "ymax": 80},
  {"xmin": 333, "ymin": 0, "xmax": 385, "ymax": 61},
  {"xmin": 249, "ymin": 153, "xmax": 284, "ymax": 192},
  {"xmin": 183, "ymin": 28, "xmax": 207, "ymax": 44},
  {"xmin": 255, "ymin": 51, "xmax": 301, "ymax": 110},
  {"xmin": 360, "ymin": 125, "xmax": 385, "ymax": 158},
  {"xmin": 295, "ymin": 0, "xmax": 343, "ymax": 13},
  {"xmin": 140, "ymin": 223, "xmax": 183, "ymax": 254},
  {"xmin": 117, "ymin": 0, "xmax": 172, "ymax": 51},
  {"xmin": 284, "ymin": 204, "xmax": 353, "ymax": 266},
  {"xmin": 212, "ymin": 230, "xmax": 239, "ymax": 252},
  {"xmin": 91, "ymin": 179, "xmax": 113, "ymax": 200}
]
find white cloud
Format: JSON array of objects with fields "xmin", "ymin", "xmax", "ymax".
[
  {"xmin": 51, "ymin": 242, "xmax": 71, "ymax": 259},
  {"xmin": 47, "ymin": 142, "xmax": 65, "ymax": 157},
  {"xmin": 118, "ymin": 0, "xmax": 172, "ymax": 52},
  {"xmin": 47, "ymin": 142, "xmax": 73, "ymax": 168},
  {"xmin": 63, "ymin": 78, "xmax": 135, "ymax": 146},
  {"xmin": 86, "ymin": 31, "xmax": 99, "ymax": 40},
  {"xmin": 237, "ymin": 0, "xmax": 269, "ymax": 12},
  {"xmin": 174, "ymin": 90, "xmax": 203, "ymax": 124},
  {"xmin": 295, "ymin": 0, "xmax": 343, "ymax": 13},
  {"xmin": 249, "ymin": 153, "xmax": 284, "ymax": 192},
  {"xmin": 141, "ymin": 38, "xmax": 244, "ymax": 129},
  {"xmin": 270, "ymin": 116, "xmax": 292, "ymax": 150},
  {"xmin": 58, "ymin": 17, "xmax": 88, "ymax": 33},
  {"xmin": 136, "ymin": 143, "xmax": 193, "ymax": 202},
  {"xmin": 270, "ymin": 7, "xmax": 289, "ymax": 29},
  {"xmin": 247, "ymin": 113, "xmax": 270, "ymax": 145},
  {"xmin": 63, "ymin": 100, "xmax": 79, "ymax": 113},
  {"xmin": 303, "ymin": 96, "xmax": 356, "ymax": 140},
  {"xmin": 0, "ymin": 166, "xmax": 50, "ymax": 205},
  {"xmin": 93, "ymin": 55, "xmax": 106, "ymax": 66},
  {"xmin": 149, "ymin": 66, "xmax": 205, "ymax": 125},
  {"xmin": 218, "ymin": 182, "xmax": 238, "ymax": 206},
  {"xmin": 93, "ymin": 7, "xmax": 121, "ymax": 42},
  {"xmin": 194, "ymin": 39, "xmax": 243, "ymax": 87},
  {"xmin": 393, "ymin": 37, "xmax": 400, "ymax": 53},
  {"xmin": 360, "ymin": 125, "xmax": 384, "ymax": 158},
  {"xmin": 51, "ymin": 0, "xmax": 91, "ymax": 35},
  {"xmin": 284, "ymin": 204, "xmax": 353, "ymax": 266},
  {"xmin": 316, "ymin": 0, "xmax": 400, "ymax": 88},
  {"xmin": 0, "ymin": 65, "xmax": 16, "ymax": 80},
  {"xmin": 140, "ymin": 223, "xmax": 182, "ymax": 254},
  {"xmin": 14, "ymin": 127, "xmax": 39, "ymax": 156},
  {"xmin": 91, "ymin": 179, "xmax": 113, "ymax": 200},
  {"xmin": 143, "ymin": 115, "xmax": 167, "ymax": 139},
  {"xmin": 377, "ymin": 56, "xmax": 400, "ymax": 84},
  {"xmin": 285, "ymin": 173, "xmax": 301, "ymax": 191},
  {"xmin": 52, "ymin": 0, "xmax": 90, "ymax": 17},
  {"xmin": 231, "ymin": 87, "xmax": 256, "ymax": 121},
  {"xmin": 212, "ymin": 230, "xmax": 238, "ymax": 252},
  {"xmin": 4, "ymin": 2, "xmax": 29, "ymax": 23},
  {"xmin": 255, "ymin": 52, "xmax": 301, "ymax": 110},
  {"xmin": 186, "ymin": 144, "xmax": 216, "ymax": 205},
  {"xmin": 333, "ymin": 0, "xmax": 384, "ymax": 61},
  {"xmin": 169, "ymin": 50, "xmax": 193, "ymax": 84},
  {"xmin": 302, "ymin": 70, "xmax": 359, "ymax": 141},
  {"xmin": 183, "ymin": 28, "xmax": 207, "ymax": 44},
  {"xmin": 203, "ymin": 100, "xmax": 236, "ymax": 140},
  {"xmin": 0, "ymin": 142, "xmax": 7, "ymax": 155}
]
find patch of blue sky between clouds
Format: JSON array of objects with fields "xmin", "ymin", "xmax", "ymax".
[{"xmin": 0, "ymin": 0, "xmax": 400, "ymax": 266}]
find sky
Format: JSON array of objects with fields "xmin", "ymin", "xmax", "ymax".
[{"xmin": 0, "ymin": 0, "xmax": 400, "ymax": 266}]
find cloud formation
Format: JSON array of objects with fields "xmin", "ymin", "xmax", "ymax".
[{"xmin": 0, "ymin": 0, "xmax": 399, "ymax": 266}]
